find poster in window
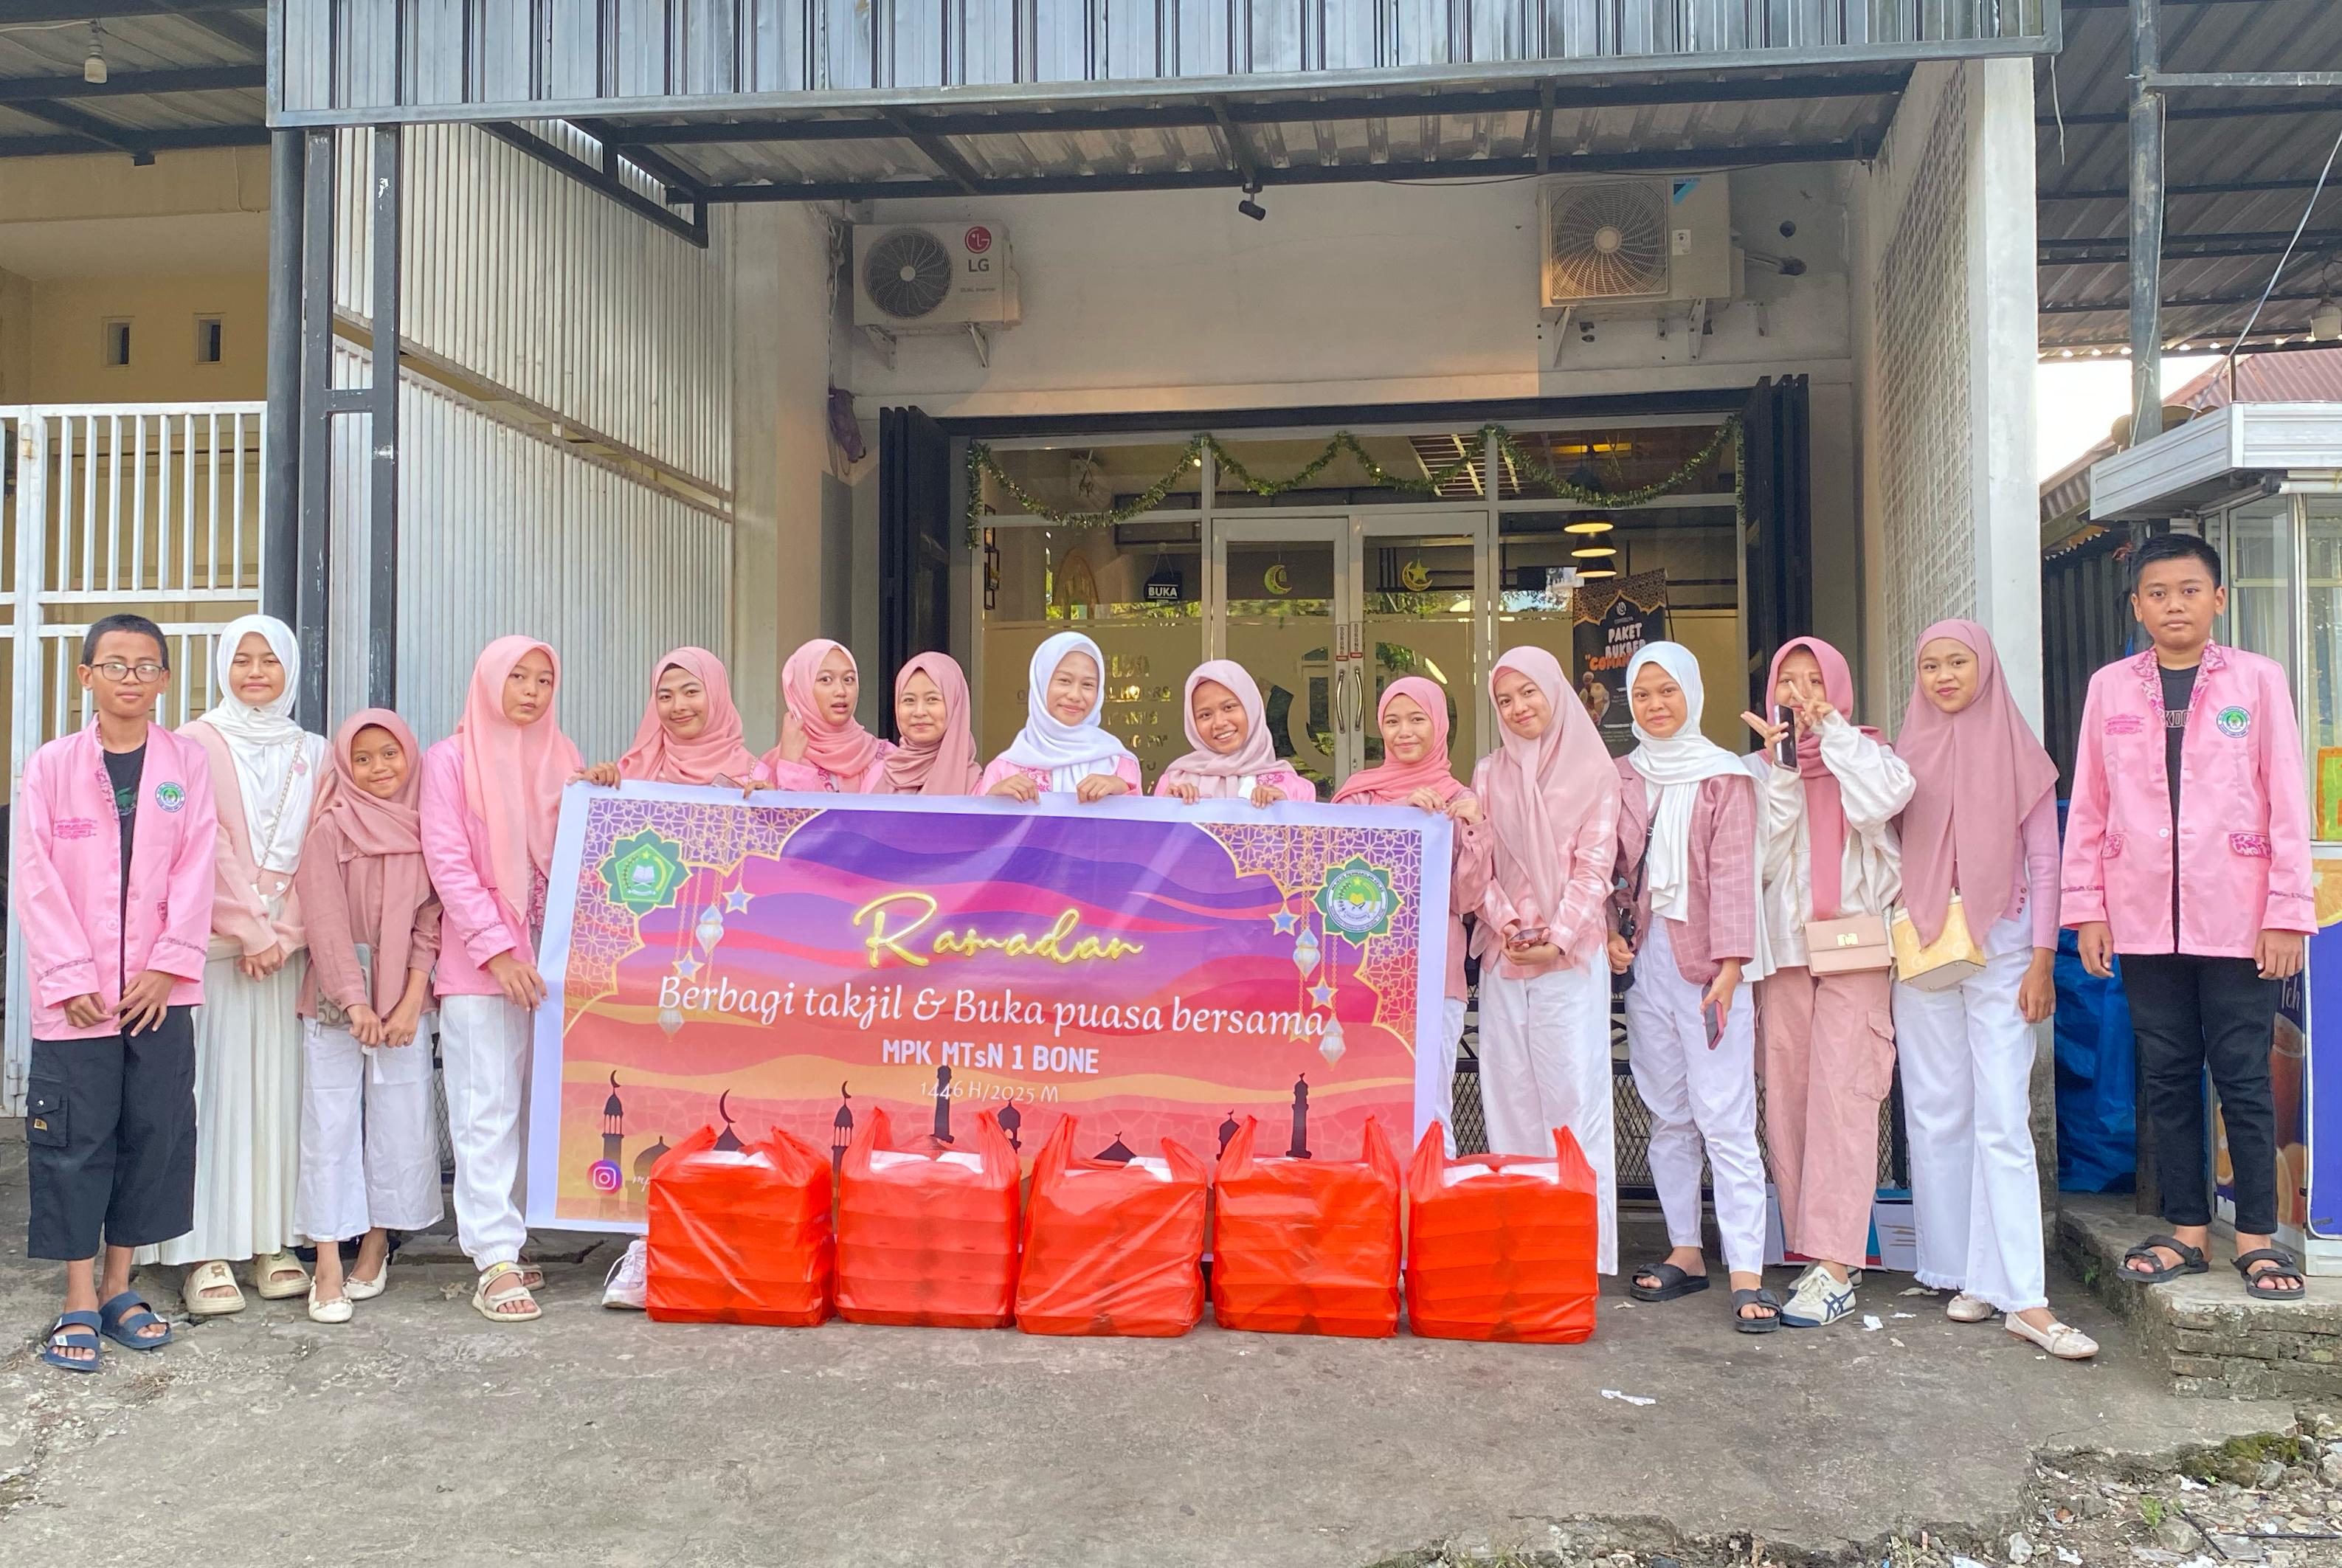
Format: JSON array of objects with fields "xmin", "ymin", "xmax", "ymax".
[{"xmin": 1572, "ymin": 570, "xmax": 1670, "ymax": 757}]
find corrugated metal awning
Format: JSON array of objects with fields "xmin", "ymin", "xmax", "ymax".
[{"xmin": 0, "ymin": 5, "xmax": 266, "ymax": 159}]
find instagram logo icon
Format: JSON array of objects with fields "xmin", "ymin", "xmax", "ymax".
[{"xmin": 588, "ymin": 1159, "xmax": 623, "ymax": 1194}]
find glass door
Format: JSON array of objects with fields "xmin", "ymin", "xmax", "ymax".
[
  {"xmin": 1209, "ymin": 517, "xmax": 1349, "ymax": 798},
  {"xmin": 1354, "ymin": 511, "xmax": 1490, "ymax": 783}
]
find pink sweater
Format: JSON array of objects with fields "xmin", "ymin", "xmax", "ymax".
[
  {"xmin": 1460, "ymin": 754, "xmax": 1620, "ymax": 981},
  {"xmin": 418, "ymin": 738, "xmax": 539, "ymax": 998},
  {"xmin": 976, "ymin": 754, "xmax": 1144, "ymax": 795},
  {"xmin": 13, "ymin": 722, "xmax": 217, "ymax": 1038},
  {"xmin": 182, "ymin": 719, "xmax": 309, "ymax": 963},
  {"xmin": 1609, "ymin": 759, "xmax": 1759, "ymax": 988},
  {"xmin": 293, "ymin": 812, "xmax": 444, "ymax": 1019}
]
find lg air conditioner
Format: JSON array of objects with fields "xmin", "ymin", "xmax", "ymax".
[
  {"xmin": 852, "ymin": 222, "xmax": 1021, "ymax": 331},
  {"xmin": 1538, "ymin": 176, "xmax": 1735, "ymax": 315}
]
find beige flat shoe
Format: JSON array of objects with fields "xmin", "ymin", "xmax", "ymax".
[
  {"xmin": 1946, "ymin": 1291, "xmax": 1995, "ymax": 1323},
  {"xmin": 345, "ymin": 1260, "xmax": 387, "ymax": 1302},
  {"xmin": 182, "ymin": 1260, "xmax": 246, "ymax": 1317},
  {"xmin": 2006, "ymin": 1314, "xmax": 2098, "ymax": 1360},
  {"xmin": 251, "ymin": 1250, "xmax": 309, "ymax": 1301},
  {"xmin": 307, "ymin": 1286, "xmax": 353, "ymax": 1325}
]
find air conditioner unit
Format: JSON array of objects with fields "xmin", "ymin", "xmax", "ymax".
[
  {"xmin": 852, "ymin": 221, "xmax": 1020, "ymax": 331},
  {"xmin": 1538, "ymin": 176, "xmax": 1735, "ymax": 314}
]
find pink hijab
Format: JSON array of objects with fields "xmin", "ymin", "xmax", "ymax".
[
  {"xmin": 457, "ymin": 636, "xmax": 581, "ymax": 913},
  {"xmin": 877, "ymin": 652, "xmax": 980, "ymax": 795},
  {"xmin": 615, "ymin": 646, "xmax": 759, "ymax": 785},
  {"xmin": 1767, "ymin": 636, "xmax": 1875, "ymax": 922},
  {"xmin": 1160, "ymin": 660, "xmax": 1281, "ymax": 792},
  {"xmin": 1334, "ymin": 677, "xmax": 1466, "ymax": 804},
  {"xmin": 1894, "ymin": 619, "xmax": 2059, "ymax": 945},
  {"xmin": 1479, "ymin": 647, "xmax": 1617, "ymax": 928},
  {"xmin": 779, "ymin": 638, "xmax": 882, "ymax": 778},
  {"xmin": 315, "ymin": 708, "xmax": 430, "ymax": 1014}
]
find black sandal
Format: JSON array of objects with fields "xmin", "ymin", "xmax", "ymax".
[
  {"xmin": 1732, "ymin": 1288, "xmax": 1783, "ymax": 1334},
  {"xmin": 2120, "ymin": 1234, "xmax": 2209, "ymax": 1283},
  {"xmin": 1628, "ymin": 1262, "xmax": 1710, "ymax": 1303},
  {"xmin": 2234, "ymin": 1247, "xmax": 2307, "ymax": 1301}
]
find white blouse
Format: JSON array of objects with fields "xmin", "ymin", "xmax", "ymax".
[{"xmin": 1749, "ymin": 714, "xmax": 1916, "ymax": 972}]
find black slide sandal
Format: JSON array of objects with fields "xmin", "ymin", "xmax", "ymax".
[
  {"xmin": 2235, "ymin": 1248, "xmax": 2307, "ymax": 1301},
  {"xmin": 1629, "ymin": 1262, "xmax": 1710, "ymax": 1303},
  {"xmin": 2120, "ymin": 1234, "xmax": 2209, "ymax": 1283},
  {"xmin": 1732, "ymin": 1288, "xmax": 1783, "ymax": 1334}
]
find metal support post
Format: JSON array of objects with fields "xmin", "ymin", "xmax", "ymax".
[
  {"xmin": 368, "ymin": 125, "xmax": 401, "ymax": 711},
  {"xmin": 297, "ymin": 127, "xmax": 334, "ymax": 724},
  {"xmin": 2127, "ymin": 0, "xmax": 2166, "ymax": 452},
  {"xmin": 262, "ymin": 128, "xmax": 303, "ymax": 623}
]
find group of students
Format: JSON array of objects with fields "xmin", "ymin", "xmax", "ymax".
[{"xmin": 15, "ymin": 529, "xmax": 2314, "ymax": 1370}]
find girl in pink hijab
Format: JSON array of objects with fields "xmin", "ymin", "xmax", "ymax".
[
  {"xmin": 1459, "ymin": 646, "xmax": 1623, "ymax": 1274},
  {"xmin": 1155, "ymin": 660, "xmax": 1314, "ymax": 806},
  {"xmin": 418, "ymin": 636, "xmax": 582, "ymax": 1324},
  {"xmin": 1333, "ymin": 676, "xmax": 1485, "ymax": 1152},
  {"xmin": 1739, "ymin": 635, "xmax": 1913, "ymax": 1331},
  {"xmin": 1890, "ymin": 621, "xmax": 2093, "ymax": 1358},
  {"xmin": 873, "ymin": 652, "xmax": 981, "ymax": 795},
  {"xmin": 762, "ymin": 639, "xmax": 892, "ymax": 792},
  {"xmin": 582, "ymin": 647, "xmax": 766, "ymax": 788}
]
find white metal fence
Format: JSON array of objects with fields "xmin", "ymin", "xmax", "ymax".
[{"xmin": 1, "ymin": 404, "xmax": 268, "ymax": 1111}]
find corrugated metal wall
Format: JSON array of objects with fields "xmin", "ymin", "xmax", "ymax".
[
  {"xmin": 281, "ymin": 0, "xmax": 2052, "ymax": 111},
  {"xmin": 330, "ymin": 343, "xmax": 732, "ymax": 760},
  {"xmin": 335, "ymin": 123, "xmax": 733, "ymax": 493}
]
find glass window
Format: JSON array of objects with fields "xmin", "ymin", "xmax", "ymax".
[
  {"xmin": 1210, "ymin": 430, "xmax": 1488, "ymax": 509},
  {"xmin": 1360, "ymin": 531, "xmax": 1478, "ymax": 776},
  {"xmin": 2220, "ymin": 500, "xmax": 2299, "ymax": 690},
  {"xmin": 1497, "ymin": 423, "xmax": 1733, "ymax": 500},
  {"xmin": 977, "ymin": 441, "xmax": 1201, "ymax": 519},
  {"xmin": 978, "ymin": 520, "xmax": 1203, "ymax": 781},
  {"xmin": 2306, "ymin": 500, "xmax": 2342, "ymax": 838}
]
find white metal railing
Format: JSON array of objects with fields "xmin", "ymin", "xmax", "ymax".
[{"xmin": 2, "ymin": 404, "xmax": 267, "ymax": 1111}]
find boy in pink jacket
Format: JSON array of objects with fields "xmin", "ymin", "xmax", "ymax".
[
  {"xmin": 13, "ymin": 614, "xmax": 218, "ymax": 1369},
  {"xmin": 2063, "ymin": 533, "xmax": 2315, "ymax": 1301}
]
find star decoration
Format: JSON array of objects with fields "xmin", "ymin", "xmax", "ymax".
[
  {"xmin": 723, "ymin": 887, "xmax": 753, "ymax": 913},
  {"xmin": 674, "ymin": 956, "xmax": 702, "ymax": 979},
  {"xmin": 1271, "ymin": 910, "xmax": 1298, "ymax": 934},
  {"xmin": 1309, "ymin": 981, "xmax": 1336, "ymax": 1007}
]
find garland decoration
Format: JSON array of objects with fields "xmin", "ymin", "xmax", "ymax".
[{"xmin": 965, "ymin": 417, "xmax": 1741, "ymax": 542}]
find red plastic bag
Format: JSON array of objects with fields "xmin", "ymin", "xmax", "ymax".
[
  {"xmin": 835, "ymin": 1108, "xmax": 1020, "ymax": 1329},
  {"xmin": 1016, "ymin": 1116, "xmax": 1206, "ymax": 1337},
  {"xmin": 646, "ymin": 1124, "xmax": 834, "ymax": 1327},
  {"xmin": 1404, "ymin": 1123, "xmax": 1599, "ymax": 1344},
  {"xmin": 1211, "ymin": 1115, "xmax": 1402, "ymax": 1338}
]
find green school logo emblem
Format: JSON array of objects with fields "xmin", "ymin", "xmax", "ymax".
[
  {"xmin": 599, "ymin": 829, "xmax": 687, "ymax": 916},
  {"xmin": 1314, "ymin": 857, "xmax": 1399, "ymax": 942},
  {"xmin": 153, "ymin": 781, "xmax": 185, "ymax": 812},
  {"xmin": 2217, "ymin": 705, "xmax": 2251, "ymax": 739}
]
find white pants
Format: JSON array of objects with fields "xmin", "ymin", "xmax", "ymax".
[
  {"xmin": 1420, "ymin": 996, "xmax": 1468, "ymax": 1158},
  {"xmin": 294, "ymin": 1018, "xmax": 445, "ymax": 1245},
  {"xmin": 1892, "ymin": 918, "xmax": 2048, "ymax": 1313},
  {"xmin": 439, "ymin": 993, "xmax": 533, "ymax": 1270},
  {"xmin": 1622, "ymin": 920, "xmax": 1767, "ymax": 1276},
  {"xmin": 1479, "ymin": 952, "xmax": 1617, "ymax": 1274}
]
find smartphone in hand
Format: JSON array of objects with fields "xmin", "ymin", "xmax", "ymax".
[
  {"xmin": 1773, "ymin": 705, "xmax": 1797, "ymax": 769},
  {"xmin": 1704, "ymin": 999, "xmax": 1726, "ymax": 1049}
]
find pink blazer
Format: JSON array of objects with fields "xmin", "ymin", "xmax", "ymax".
[
  {"xmin": 418, "ymin": 738, "xmax": 537, "ymax": 998},
  {"xmin": 762, "ymin": 745, "xmax": 892, "ymax": 794},
  {"xmin": 2061, "ymin": 643, "xmax": 2315, "ymax": 958},
  {"xmin": 975, "ymin": 755, "xmax": 1144, "ymax": 795},
  {"xmin": 182, "ymin": 719, "xmax": 308, "ymax": 962},
  {"xmin": 1609, "ymin": 759, "xmax": 1759, "ymax": 988},
  {"xmin": 1152, "ymin": 766, "xmax": 1315, "ymax": 803},
  {"xmin": 1459, "ymin": 755, "xmax": 1620, "ymax": 979},
  {"xmin": 13, "ymin": 722, "xmax": 217, "ymax": 1038}
]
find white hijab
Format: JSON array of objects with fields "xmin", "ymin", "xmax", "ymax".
[
  {"xmin": 995, "ymin": 631, "xmax": 1137, "ymax": 791},
  {"xmin": 1625, "ymin": 643, "xmax": 1746, "ymax": 924},
  {"xmin": 201, "ymin": 613, "xmax": 326, "ymax": 874}
]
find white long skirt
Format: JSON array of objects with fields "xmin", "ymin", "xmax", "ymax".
[{"xmin": 143, "ymin": 953, "xmax": 306, "ymax": 1265}]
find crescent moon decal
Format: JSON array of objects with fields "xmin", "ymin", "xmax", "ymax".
[{"xmin": 1263, "ymin": 562, "xmax": 1291, "ymax": 595}]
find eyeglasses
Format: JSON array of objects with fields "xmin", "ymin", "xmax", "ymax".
[{"xmin": 89, "ymin": 661, "xmax": 167, "ymax": 683}]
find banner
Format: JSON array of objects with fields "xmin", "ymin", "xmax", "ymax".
[
  {"xmin": 525, "ymin": 786, "xmax": 1451, "ymax": 1233},
  {"xmin": 1572, "ymin": 569, "xmax": 1669, "ymax": 757}
]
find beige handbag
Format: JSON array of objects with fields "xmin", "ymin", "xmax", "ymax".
[
  {"xmin": 1889, "ymin": 895, "xmax": 1987, "ymax": 992},
  {"xmin": 1803, "ymin": 913, "xmax": 1892, "ymax": 975}
]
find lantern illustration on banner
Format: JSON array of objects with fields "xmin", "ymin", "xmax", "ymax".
[
  {"xmin": 694, "ymin": 901, "xmax": 726, "ymax": 955},
  {"xmin": 1318, "ymin": 1017, "xmax": 1347, "ymax": 1067},
  {"xmin": 657, "ymin": 1004, "xmax": 683, "ymax": 1037},
  {"xmin": 1291, "ymin": 926, "xmax": 1321, "ymax": 975}
]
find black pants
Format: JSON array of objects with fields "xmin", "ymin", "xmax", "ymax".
[
  {"xmin": 2123, "ymin": 953, "xmax": 2280, "ymax": 1234},
  {"xmin": 25, "ymin": 1007, "xmax": 197, "ymax": 1262}
]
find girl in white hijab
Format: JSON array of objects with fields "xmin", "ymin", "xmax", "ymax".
[
  {"xmin": 145, "ymin": 614, "xmax": 331, "ymax": 1317},
  {"xmin": 978, "ymin": 631, "xmax": 1141, "ymax": 803},
  {"xmin": 1604, "ymin": 643, "xmax": 1775, "ymax": 1332}
]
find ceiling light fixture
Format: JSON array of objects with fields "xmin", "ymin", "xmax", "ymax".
[
  {"xmin": 1561, "ymin": 517, "xmax": 1613, "ymax": 534},
  {"xmin": 83, "ymin": 23, "xmax": 107, "ymax": 85},
  {"xmin": 1570, "ymin": 546, "xmax": 1617, "ymax": 559}
]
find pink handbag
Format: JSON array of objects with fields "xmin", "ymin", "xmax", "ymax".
[{"xmin": 1803, "ymin": 913, "xmax": 1892, "ymax": 975}]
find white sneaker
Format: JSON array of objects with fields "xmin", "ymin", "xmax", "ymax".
[
  {"xmin": 1779, "ymin": 1265, "xmax": 1858, "ymax": 1328},
  {"xmin": 601, "ymin": 1238, "xmax": 647, "ymax": 1310}
]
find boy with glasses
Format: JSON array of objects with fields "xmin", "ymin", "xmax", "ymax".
[{"xmin": 13, "ymin": 615, "xmax": 217, "ymax": 1369}]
